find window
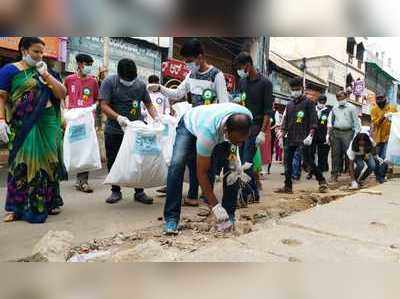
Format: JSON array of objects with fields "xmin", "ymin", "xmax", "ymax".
[
  {"xmin": 357, "ymin": 60, "xmax": 362, "ymax": 69},
  {"xmin": 356, "ymin": 42, "xmax": 365, "ymax": 62},
  {"xmin": 346, "ymin": 37, "xmax": 356, "ymax": 56}
]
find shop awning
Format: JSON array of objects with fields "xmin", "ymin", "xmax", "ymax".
[{"xmin": 366, "ymin": 61, "xmax": 399, "ymax": 82}]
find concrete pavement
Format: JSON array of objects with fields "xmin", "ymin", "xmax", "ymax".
[{"xmin": 179, "ymin": 178, "xmax": 400, "ymax": 262}]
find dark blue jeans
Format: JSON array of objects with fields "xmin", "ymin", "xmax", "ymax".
[
  {"xmin": 354, "ymin": 155, "xmax": 376, "ymax": 182},
  {"xmin": 376, "ymin": 142, "xmax": 388, "ymax": 160},
  {"xmin": 164, "ymin": 120, "xmax": 238, "ymax": 222},
  {"xmin": 292, "ymin": 146, "xmax": 302, "ymax": 178},
  {"xmin": 240, "ymin": 125, "xmax": 260, "ymax": 200}
]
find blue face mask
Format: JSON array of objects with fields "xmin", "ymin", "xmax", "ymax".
[{"xmin": 120, "ymin": 78, "xmax": 135, "ymax": 87}]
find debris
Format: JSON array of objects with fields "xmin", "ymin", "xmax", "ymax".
[
  {"xmin": 235, "ymin": 221, "xmax": 253, "ymax": 235},
  {"xmin": 288, "ymin": 257, "xmax": 302, "ymax": 262},
  {"xmin": 239, "ymin": 213, "xmax": 252, "ymax": 221},
  {"xmin": 281, "ymin": 238, "xmax": 303, "ymax": 246},
  {"xmin": 369, "ymin": 221, "xmax": 386, "ymax": 228},
  {"xmin": 359, "ymin": 190, "xmax": 383, "ymax": 195},
  {"xmin": 30, "ymin": 231, "xmax": 74, "ymax": 262},
  {"xmin": 390, "ymin": 244, "xmax": 399, "ymax": 250},
  {"xmin": 157, "ymin": 217, "xmax": 163, "ymax": 221},
  {"xmin": 182, "ymin": 215, "xmax": 207, "ymax": 223},
  {"xmin": 68, "ymin": 251, "xmax": 111, "ymax": 262}
]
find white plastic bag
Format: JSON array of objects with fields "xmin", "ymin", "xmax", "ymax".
[
  {"xmin": 104, "ymin": 121, "xmax": 168, "ymax": 188},
  {"xmin": 63, "ymin": 106, "xmax": 101, "ymax": 173},
  {"xmin": 386, "ymin": 113, "xmax": 400, "ymax": 165},
  {"xmin": 160, "ymin": 114, "xmax": 178, "ymax": 165},
  {"xmin": 172, "ymin": 102, "xmax": 192, "ymax": 120}
]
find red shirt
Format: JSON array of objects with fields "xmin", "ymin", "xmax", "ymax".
[{"xmin": 64, "ymin": 74, "xmax": 99, "ymax": 109}]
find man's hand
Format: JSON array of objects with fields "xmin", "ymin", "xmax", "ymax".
[
  {"xmin": 36, "ymin": 61, "xmax": 48, "ymax": 77},
  {"xmin": 147, "ymin": 84, "xmax": 160, "ymax": 93},
  {"xmin": 303, "ymin": 134, "xmax": 313, "ymax": 146},
  {"xmin": 212, "ymin": 203, "xmax": 229, "ymax": 222},
  {"xmin": 0, "ymin": 120, "xmax": 10, "ymax": 143},
  {"xmin": 256, "ymin": 131, "xmax": 266, "ymax": 145},
  {"xmin": 325, "ymin": 134, "xmax": 330, "ymax": 145},
  {"xmin": 116, "ymin": 115, "xmax": 129, "ymax": 128},
  {"xmin": 376, "ymin": 156, "xmax": 384, "ymax": 165},
  {"xmin": 384, "ymin": 112, "xmax": 393, "ymax": 121}
]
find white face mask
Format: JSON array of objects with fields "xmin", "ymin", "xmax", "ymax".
[
  {"xmin": 23, "ymin": 54, "xmax": 39, "ymax": 67},
  {"xmin": 237, "ymin": 69, "xmax": 248, "ymax": 79},
  {"xmin": 120, "ymin": 78, "xmax": 135, "ymax": 87},
  {"xmin": 317, "ymin": 103, "xmax": 326, "ymax": 109},
  {"xmin": 81, "ymin": 65, "xmax": 92, "ymax": 76},
  {"xmin": 291, "ymin": 90, "xmax": 302, "ymax": 98},
  {"xmin": 186, "ymin": 62, "xmax": 200, "ymax": 73}
]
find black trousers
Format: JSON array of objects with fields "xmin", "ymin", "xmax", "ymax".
[
  {"xmin": 284, "ymin": 144, "xmax": 326, "ymax": 188},
  {"xmin": 310, "ymin": 143, "xmax": 330, "ymax": 174}
]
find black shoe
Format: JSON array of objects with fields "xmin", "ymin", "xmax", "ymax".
[
  {"xmin": 134, "ymin": 192, "xmax": 154, "ymax": 205},
  {"xmin": 292, "ymin": 176, "xmax": 301, "ymax": 181},
  {"xmin": 106, "ymin": 191, "xmax": 122, "ymax": 204},
  {"xmin": 274, "ymin": 186, "xmax": 293, "ymax": 194},
  {"xmin": 306, "ymin": 173, "xmax": 313, "ymax": 180}
]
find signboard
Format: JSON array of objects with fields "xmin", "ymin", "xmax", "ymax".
[
  {"xmin": 66, "ymin": 37, "xmax": 161, "ymax": 81},
  {"xmin": 353, "ymin": 79, "xmax": 365, "ymax": 97},
  {"xmin": 0, "ymin": 37, "xmax": 60, "ymax": 58},
  {"xmin": 162, "ymin": 58, "xmax": 236, "ymax": 92}
]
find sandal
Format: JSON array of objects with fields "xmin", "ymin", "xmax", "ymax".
[
  {"xmin": 49, "ymin": 208, "xmax": 62, "ymax": 215},
  {"xmin": 4, "ymin": 212, "xmax": 17, "ymax": 222},
  {"xmin": 76, "ymin": 183, "xmax": 93, "ymax": 193}
]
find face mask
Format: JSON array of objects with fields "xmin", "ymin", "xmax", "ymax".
[
  {"xmin": 186, "ymin": 62, "xmax": 200, "ymax": 73},
  {"xmin": 291, "ymin": 90, "xmax": 302, "ymax": 98},
  {"xmin": 317, "ymin": 103, "xmax": 326, "ymax": 109},
  {"xmin": 81, "ymin": 65, "xmax": 92, "ymax": 76},
  {"xmin": 23, "ymin": 54, "xmax": 38, "ymax": 67},
  {"xmin": 120, "ymin": 78, "xmax": 134, "ymax": 87},
  {"xmin": 237, "ymin": 69, "xmax": 248, "ymax": 79}
]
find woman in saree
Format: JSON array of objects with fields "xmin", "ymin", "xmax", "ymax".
[{"xmin": 0, "ymin": 37, "xmax": 67, "ymax": 223}]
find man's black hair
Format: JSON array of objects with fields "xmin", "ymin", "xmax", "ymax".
[
  {"xmin": 289, "ymin": 77, "xmax": 304, "ymax": 89},
  {"xmin": 180, "ymin": 38, "xmax": 204, "ymax": 58},
  {"xmin": 117, "ymin": 58, "xmax": 137, "ymax": 81},
  {"xmin": 234, "ymin": 52, "xmax": 253, "ymax": 68},
  {"xmin": 226, "ymin": 113, "xmax": 252, "ymax": 134},
  {"xmin": 318, "ymin": 95, "xmax": 327, "ymax": 103},
  {"xmin": 76, "ymin": 53, "xmax": 94, "ymax": 64},
  {"xmin": 351, "ymin": 133, "xmax": 375, "ymax": 154},
  {"xmin": 148, "ymin": 74, "xmax": 160, "ymax": 84}
]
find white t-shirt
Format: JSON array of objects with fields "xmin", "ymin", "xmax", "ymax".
[
  {"xmin": 346, "ymin": 134, "xmax": 375, "ymax": 161},
  {"xmin": 141, "ymin": 91, "xmax": 170, "ymax": 121}
]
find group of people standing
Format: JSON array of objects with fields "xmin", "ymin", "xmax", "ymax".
[{"xmin": 0, "ymin": 37, "xmax": 396, "ymax": 234}]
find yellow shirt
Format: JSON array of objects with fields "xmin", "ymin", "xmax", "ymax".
[{"xmin": 370, "ymin": 103, "xmax": 398, "ymax": 143}]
